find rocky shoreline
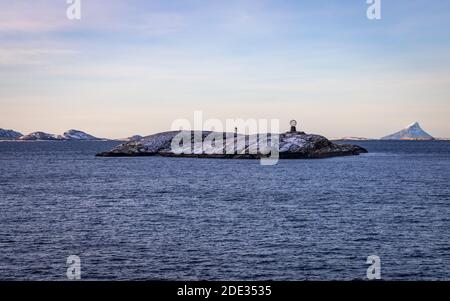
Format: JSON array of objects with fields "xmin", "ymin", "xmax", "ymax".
[{"xmin": 96, "ymin": 130, "xmax": 368, "ymax": 159}]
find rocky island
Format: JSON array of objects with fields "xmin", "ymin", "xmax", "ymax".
[{"xmin": 97, "ymin": 125, "xmax": 367, "ymax": 159}]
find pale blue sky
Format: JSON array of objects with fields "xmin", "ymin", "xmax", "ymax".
[{"xmin": 1, "ymin": 0, "xmax": 450, "ymax": 138}]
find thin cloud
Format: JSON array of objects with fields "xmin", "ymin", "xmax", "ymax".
[
  {"xmin": 0, "ymin": 48, "xmax": 79, "ymax": 65},
  {"xmin": 0, "ymin": 0, "xmax": 189, "ymax": 36}
]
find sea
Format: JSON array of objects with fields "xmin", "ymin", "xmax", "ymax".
[{"xmin": 0, "ymin": 140, "xmax": 449, "ymax": 280}]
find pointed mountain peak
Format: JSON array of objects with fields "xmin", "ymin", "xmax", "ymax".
[
  {"xmin": 407, "ymin": 121, "xmax": 420, "ymax": 128},
  {"xmin": 382, "ymin": 122, "xmax": 434, "ymax": 140}
]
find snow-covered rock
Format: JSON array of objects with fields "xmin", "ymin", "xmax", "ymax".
[
  {"xmin": 63, "ymin": 129, "xmax": 100, "ymax": 140},
  {"xmin": 0, "ymin": 128, "xmax": 23, "ymax": 140},
  {"xmin": 381, "ymin": 122, "xmax": 434, "ymax": 140},
  {"xmin": 96, "ymin": 130, "xmax": 368, "ymax": 159},
  {"xmin": 18, "ymin": 131, "xmax": 63, "ymax": 141}
]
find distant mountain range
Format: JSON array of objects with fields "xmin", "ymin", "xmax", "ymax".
[
  {"xmin": 381, "ymin": 122, "xmax": 434, "ymax": 140},
  {"xmin": 0, "ymin": 123, "xmax": 445, "ymax": 141},
  {"xmin": 0, "ymin": 129, "xmax": 106, "ymax": 141}
]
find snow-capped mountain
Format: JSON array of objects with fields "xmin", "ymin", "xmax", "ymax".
[
  {"xmin": 18, "ymin": 131, "xmax": 64, "ymax": 141},
  {"xmin": 0, "ymin": 128, "xmax": 23, "ymax": 140},
  {"xmin": 63, "ymin": 129, "xmax": 100, "ymax": 140},
  {"xmin": 381, "ymin": 122, "xmax": 434, "ymax": 140},
  {"xmin": 13, "ymin": 129, "xmax": 102, "ymax": 141}
]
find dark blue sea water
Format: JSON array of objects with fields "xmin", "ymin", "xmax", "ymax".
[{"xmin": 0, "ymin": 140, "xmax": 449, "ymax": 280}]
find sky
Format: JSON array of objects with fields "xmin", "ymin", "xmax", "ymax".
[{"xmin": 1, "ymin": 0, "xmax": 450, "ymax": 139}]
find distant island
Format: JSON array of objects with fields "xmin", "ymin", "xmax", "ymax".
[
  {"xmin": 332, "ymin": 122, "xmax": 438, "ymax": 141},
  {"xmin": 381, "ymin": 122, "xmax": 434, "ymax": 140},
  {"xmin": 0, "ymin": 129, "xmax": 107, "ymax": 141},
  {"xmin": 331, "ymin": 137, "xmax": 372, "ymax": 141}
]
